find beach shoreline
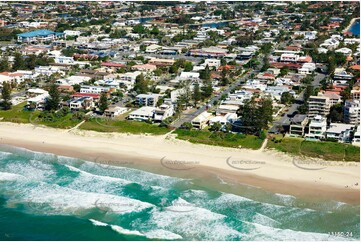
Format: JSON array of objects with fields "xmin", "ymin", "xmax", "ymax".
[{"xmin": 0, "ymin": 122, "xmax": 359, "ymax": 204}]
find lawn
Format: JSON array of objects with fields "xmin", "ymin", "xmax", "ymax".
[
  {"xmin": 267, "ymin": 136, "xmax": 360, "ymax": 162},
  {"xmin": 79, "ymin": 118, "xmax": 170, "ymax": 135},
  {"xmin": 0, "ymin": 103, "xmax": 82, "ymax": 129},
  {"xmin": 267, "ymin": 136, "xmax": 303, "ymax": 155},
  {"xmin": 174, "ymin": 129, "xmax": 264, "ymax": 149},
  {"xmin": 0, "ymin": 102, "xmax": 36, "ymax": 123},
  {"xmin": 35, "ymin": 113, "xmax": 82, "ymax": 129}
]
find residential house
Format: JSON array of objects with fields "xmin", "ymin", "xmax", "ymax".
[
  {"xmin": 209, "ymin": 113, "xmax": 237, "ymax": 127},
  {"xmin": 148, "ymin": 58, "xmax": 175, "ymax": 66},
  {"xmin": 204, "ymin": 59, "xmax": 221, "ymax": 69},
  {"xmin": 128, "ymin": 106, "xmax": 156, "ymax": 121},
  {"xmin": 298, "ymin": 63, "xmax": 316, "ymax": 74},
  {"xmin": 216, "ymin": 104, "xmax": 240, "ymax": 115},
  {"xmin": 69, "ymin": 97, "xmax": 94, "ymax": 111},
  {"xmin": 191, "ymin": 111, "xmax": 213, "ymax": 129},
  {"xmin": 189, "ymin": 47, "xmax": 228, "ymax": 58},
  {"xmin": 333, "ymin": 68, "xmax": 353, "ymax": 80},
  {"xmin": 289, "ymin": 114, "xmax": 309, "ymax": 137},
  {"xmin": 326, "ymin": 123, "xmax": 355, "ymax": 143},
  {"xmin": 27, "ymin": 92, "xmax": 49, "ymax": 110},
  {"xmin": 335, "ymin": 47, "xmax": 352, "ymax": 56},
  {"xmin": 153, "ymin": 104, "xmax": 174, "ymax": 122},
  {"xmin": 132, "ymin": 64, "xmax": 157, "ymax": 72},
  {"xmin": 104, "ymin": 106, "xmax": 128, "ymax": 118}
]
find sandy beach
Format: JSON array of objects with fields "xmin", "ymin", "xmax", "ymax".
[{"xmin": 0, "ymin": 122, "xmax": 359, "ymax": 204}]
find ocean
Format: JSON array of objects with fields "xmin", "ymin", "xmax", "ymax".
[{"xmin": 0, "ymin": 145, "xmax": 359, "ymax": 241}]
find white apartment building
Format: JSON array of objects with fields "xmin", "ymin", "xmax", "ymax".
[
  {"xmin": 352, "ymin": 126, "xmax": 360, "ymax": 146},
  {"xmin": 204, "ymin": 59, "xmax": 221, "ymax": 69},
  {"xmin": 63, "ymin": 30, "xmax": 81, "ymax": 37},
  {"xmin": 280, "ymin": 53, "xmax": 300, "ymax": 62},
  {"xmin": 80, "ymin": 85, "xmax": 110, "ymax": 94},
  {"xmin": 117, "ymin": 71, "xmax": 141, "ymax": 90},
  {"xmin": 54, "ymin": 56, "xmax": 75, "ymax": 64},
  {"xmin": 135, "ymin": 94, "xmax": 160, "ymax": 107},
  {"xmin": 344, "ymin": 100, "xmax": 360, "ymax": 125},
  {"xmin": 34, "ymin": 66, "xmax": 64, "ymax": 76},
  {"xmin": 306, "ymin": 115, "xmax": 327, "ymax": 140},
  {"xmin": 308, "ymin": 95, "xmax": 331, "ymax": 119}
]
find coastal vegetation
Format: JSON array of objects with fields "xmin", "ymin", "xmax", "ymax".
[
  {"xmin": 174, "ymin": 129, "xmax": 264, "ymax": 149},
  {"xmin": 79, "ymin": 118, "xmax": 170, "ymax": 135},
  {"xmin": 267, "ymin": 135, "xmax": 360, "ymax": 162}
]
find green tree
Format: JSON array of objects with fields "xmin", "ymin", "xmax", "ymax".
[
  {"xmin": 0, "ymin": 59, "xmax": 10, "ymax": 72},
  {"xmin": 297, "ymin": 104, "xmax": 308, "ymax": 114},
  {"xmin": 279, "ymin": 66, "xmax": 289, "ymax": 77},
  {"xmin": 193, "ymin": 82, "xmax": 201, "ymax": 105},
  {"xmin": 134, "ymin": 73, "xmax": 149, "ymax": 94},
  {"xmin": 200, "ymin": 65, "xmax": 211, "ymax": 80},
  {"xmin": 209, "ymin": 122, "xmax": 222, "ymax": 132},
  {"xmin": 150, "ymin": 27, "xmax": 160, "ymax": 36},
  {"xmin": 181, "ymin": 122, "xmax": 192, "ymax": 130},
  {"xmin": 132, "ymin": 24, "xmax": 145, "ymax": 34},
  {"xmin": 1, "ymin": 82, "xmax": 12, "ymax": 110},
  {"xmin": 184, "ymin": 62, "xmax": 193, "ymax": 72},
  {"xmin": 12, "ymin": 52, "xmax": 24, "ymax": 71},
  {"xmin": 99, "ymin": 92, "xmax": 108, "ymax": 113},
  {"xmin": 237, "ymin": 97, "xmax": 273, "ymax": 135},
  {"xmin": 201, "ymin": 81, "xmax": 213, "ymax": 98},
  {"xmin": 169, "ymin": 64, "xmax": 179, "ymax": 74},
  {"xmin": 280, "ymin": 92, "xmax": 294, "ymax": 105},
  {"xmin": 46, "ymin": 84, "xmax": 60, "ymax": 111},
  {"xmin": 328, "ymin": 103, "xmax": 343, "ymax": 122}
]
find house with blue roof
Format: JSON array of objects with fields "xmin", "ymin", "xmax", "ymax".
[{"xmin": 17, "ymin": 29, "xmax": 64, "ymax": 43}]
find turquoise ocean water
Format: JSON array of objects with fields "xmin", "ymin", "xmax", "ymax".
[{"xmin": 0, "ymin": 145, "xmax": 359, "ymax": 241}]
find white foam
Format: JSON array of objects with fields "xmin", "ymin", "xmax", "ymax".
[
  {"xmin": 0, "ymin": 151, "xmax": 12, "ymax": 159},
  {"xmin": 144, "ymin": 229, "xmax": 183, "ymax": 240},
  {"xmin": 0, "ymin": 172, "xmax": 26, "ymax": 181},
  {"xmin": 149, "ymin": 198, "xmax": 243, "ymax": 240},
  {"xmin": 22, "ymin": 184, "xmax": 154, "ymax": 215},
  {"xmin": 5, "ymin": 162, "xmax": 54, "ymax": 181},
  {"xmin": 65, "ymin": 165, "xmax": 131, "ymax": 184},
  {"xmin": 243, "ymin": 221, "xmax": 344, "ymax": 241},
  {"xmin": 89, "ymin": 219, "xmax": 108, "ymax": 227},
  {"xmin": 252, "ymin": 212, "xmax": 281, "ymax": 227},
  {"xmin": 90, "ymin": 219, "xmax": 183, "ymax": 240},
  {"xmin": 111, "ymin": 225, "xmax": 144, "ymax": 237}
]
